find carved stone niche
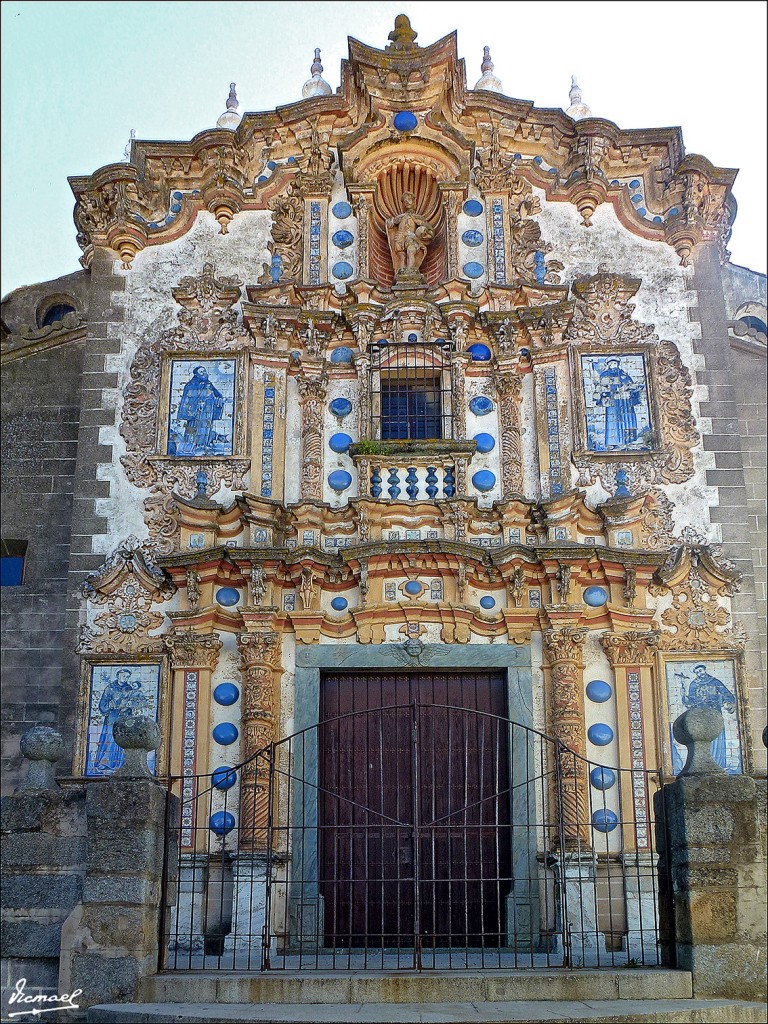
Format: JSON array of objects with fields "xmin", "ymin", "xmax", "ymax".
[{"xmin": 78, "ymin": 537, "xmax": 175, "ymax": 655}]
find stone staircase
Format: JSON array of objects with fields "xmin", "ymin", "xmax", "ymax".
[{"xmin": 86, "ymin": 971, "xmax": 768, "ymax": 1023}]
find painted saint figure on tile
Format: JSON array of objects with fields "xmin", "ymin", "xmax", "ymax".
[
  {"xmin": 85, "ymin": 664, "xmax": 160, "ymax": 776},
  {"xmin": 581, "ymin": 353, "xmax": 652, "ymax": 452},
  {"xmin": 167, "ymin": 359, "xmax": 235, "ymax": 456},
  {"xmin": 665, "ymin": 659, "xmax": 742, "ymax": 774}
]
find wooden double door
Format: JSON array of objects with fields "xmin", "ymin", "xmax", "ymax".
[{"xmin": 318, "ymin": 670, "xmax": 512, "ymax": 948}]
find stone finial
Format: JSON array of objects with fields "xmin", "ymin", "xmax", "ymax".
[
  {"xmin": 217, "ymin": 83, "xmax": 242, "ymax": 130},
  {"xmin": 387, "ymin": 13, "xmax": 418, "ymax": 51},
  {"xmin": 566, "ymin": 75, "xmax": 592, "ymax": 120},
  {"xmin": 17, "ymin": 727, "xmax": 66, "ymax": 792},
  {"xmin": 474, "ymin": 46, "xmax": 503, "ymax": 94},
  {"xmin": 112, "ymin": 715, "xmax": 162, "ymax": 779},
  {"xmin": 673, "ymin": 707, "xmax": 727, "ymax": 776},
  {"xmin": 123, "ymin": 128, "xmax": 136, "ymax": 163},
  {"xmin": 302, "ymin": 47, "xmax": 332, "ymax": 98}
]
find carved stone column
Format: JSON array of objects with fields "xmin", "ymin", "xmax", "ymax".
[
  {"xmin": 236, "ymin": 629, "xmax": 281, "ymax": 848},
  {"xmin": 351, "ymin": 193, "xmax": 372, "ymax": 279},
  {"xmin": 450, "ymin": 353, "xmax": 468, "ymax": 440},
  {"xmin": 356, "ymin": 353, "xmax": 371, "ymax": 439},
  {"xmin": 296, "ymin": 373, "xmax": 328, "ymax": 501},
  {"xmin": 542, "ymin": 626, "xmax": 590, "ymax": 846},
  {"xmin": 496, "ymin": 371, "xmax": 524, "ymax": 496},
  {"xmin": 164, "ymin": 630, "xmax": 223, "ymax": 849}
]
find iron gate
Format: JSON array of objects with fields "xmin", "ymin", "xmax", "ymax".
[{"xmin": 162, "ymin": 704, "xmax": 670, "ymax": 971}]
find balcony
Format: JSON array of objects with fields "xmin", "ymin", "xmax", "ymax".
[{"xmin": 349, "ymin": 440, "xmax": 477, "ymax": 500}]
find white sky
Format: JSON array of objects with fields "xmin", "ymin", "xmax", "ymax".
[{"xmin": 1, "ymin": 0, "xmax": 766, "ymax": 297}]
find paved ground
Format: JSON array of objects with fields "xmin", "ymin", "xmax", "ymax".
[{"xmin": 87, "ymin": 998, "xmax": 768, "ymax": 1023}]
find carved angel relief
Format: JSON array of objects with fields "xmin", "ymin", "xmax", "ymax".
[
  {"xmin": 120, "ymin": 264, "xmax": 249, "ymax": 555},
  {"xmin": 78, "ymin": 538, "xmax": 175, "ymax": 655}
]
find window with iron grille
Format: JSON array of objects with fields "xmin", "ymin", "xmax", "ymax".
[{"xmin": 369, "ymin": 337, "xmax": 453, "ymax": 441}]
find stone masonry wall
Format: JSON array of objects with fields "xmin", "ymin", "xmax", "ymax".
[{"xmin": 1, "ymin": 342, "xmax": 85, "ymax": 793}]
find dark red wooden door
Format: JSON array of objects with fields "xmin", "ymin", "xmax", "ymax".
[{"xmin": 319, "ymin": 670, "xmax": 511, "ymax": 948}]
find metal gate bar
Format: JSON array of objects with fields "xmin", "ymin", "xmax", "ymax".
[{"xmin": 161, "ymin": 704, "xmax": 671, "ymax": 971}]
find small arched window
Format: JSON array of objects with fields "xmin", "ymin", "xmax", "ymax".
[{"xmin": 40, "ymin": 303, "xmax": 76, "ymax": 328}]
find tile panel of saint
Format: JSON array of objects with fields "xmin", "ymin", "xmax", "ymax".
[
  {"xmin": 581, "ymin": 353, "xmax": 652, "ymax": 452},
  {"xmin": 85, "ymin": 663, "xmax": 161, "ymax": 776},
  {"xmin": 167, "ymin": 359, "xmax": 235, "ymax": 456},
  {"xmin": 665, "ymin": 659, "xmax": 743, "ymax": 774}
]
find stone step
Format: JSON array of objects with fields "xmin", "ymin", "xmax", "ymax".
[
  {"xmin": 139, "ymin": 969, "xmax": 694, "ymax": 1005},
  {"xmin": 87, "ymin": 998, "xmax": 768, "ymax": 1024}
]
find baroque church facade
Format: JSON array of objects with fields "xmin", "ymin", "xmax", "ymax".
[{"xmin": 2, "ymin": 16, "xmax": 766, "ymax": 964}]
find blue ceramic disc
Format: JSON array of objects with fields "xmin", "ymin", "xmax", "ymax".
[
  {"xmin": 472, "ymin": 470, "xmax": 496, "ymax": 492},
  {"xmin": 463, "ymin": 261, "xmax": 485, "ymax": 279},
  {"xmin": 404, "ymin": 580, "xmax": 422, "ymax": 596},
  {"xmin": 329, "ymin": 397, "xmax": 353, "ymax": 417},
  {"xmin": 212, "ymin": 766, "xmax": 238, "ymax": 790},
  {"xmin": 332, "ymin": 229, "xmax": 354, "ymax": 249},
  {"xmin": 469, "ymin": 396, "xmax": 494, "ymax": 416},
  {"xmin": 330, "ymin": 346, "xmax": 353, "ymax": 363},
  {"xmin": 583, "ymin": 586, "xmax": 609, "ymax": 607},
  {"xmin": 215, "ymin": 587, "xmax": 240, "ymax": 607},
  {"xmin": 473, "ymin": 432, "xmax": 496, "ymax": 453},
  {"xmin": 467, "ymin": 343, "xmax": 492, "ymax": 361},
  {"xmin": 328, "ymin": 470, "xmax": 352, "ymax": 492},
  {"xmin": 587, "ymin": 723, "xmax": 614, "ymax": 747},
  {"xmin": 329, "ymin": 432, "xmax": 353, "ymax": 453},
  {"xmin": 393, "ymin": 110, "xmax": 418, "ymax": 132},
  {"xmin": 332, "ymin": 261, "xmax": 354, "ymax": 280},
  {"xmin": 213, "ymin": 683, "xmax": 240, "ymax": 707},
  {"xmin": 332, "ymin": 201, "xmax": 352, "ymax": 219},
  {"xmin": 209, "ymin": 810, "xmax": 236, "ymax": 836},
  {"xmin": 592, "ymin": 808, "xmax": 619, "ymax": 833},
  {"xmin": 462, "ymin": 229, "xmax": 484, "ymax": 247},
  {"xmin": 212, "ymin": 722, "xmax": 239, "ymax": 746},
  {"xmin": 479, "ymin": 596, "xmax": 496, "ymax": 610},
  {"xmin": 590, "ymin": 766, "xmax": 616, "ymax": 791},
  {"xmin": 463, "ymin": 199, "xmax": 484, "ymax": 217},
  {"xmin": 586, "ymin": 680, "xmax": 613, "ymax": 704},
  {"xmin": 331, "ymin": 596, "xmax": 348, "ymax": 611}
]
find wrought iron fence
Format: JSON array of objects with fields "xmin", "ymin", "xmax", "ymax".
[{"xmin": 162, "ymin": 704, "xmax": 671, "ymax": 971}]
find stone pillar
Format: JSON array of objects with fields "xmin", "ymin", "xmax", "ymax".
[
  {"xmin": 450, "ymin": 353, "xmax": 468, "ymax": 440},
  {"xmin": 654, "ymin": 708, "xmax": 767, "ymax": 999},
  {"xmin": 164, "ymin": 630, "xmax": 223, "ymax": 850},
  {"xmin": 58, "ymin": 719, "xmax": 179, "ymax": 1010},
  {"xmin": 236, "ymin": 629, "xmax": 281, "ymax": 848},
  {"xmin": 542, "ymin": 626, "xmax": 590, "ymax": 846},
  {"xmin": 495, "ymin": 370, "xmax": 524, "ymax": 496},
  {"xmin": 296, "ymin": 373, "xmax": 328, "ymax": 501},
  {"xmin": 1, "ymin": 729, "xmax": 86, "ymax": 1011}
]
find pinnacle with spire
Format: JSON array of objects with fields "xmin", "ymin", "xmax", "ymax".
[
  {"xmin": 566, "ymin": 75, "xmax": 592, "ymax": 120},
  {"xmin": 474, "ymin": 45, "xmax": 503, "ymax": 93},
  {"xmin": 302, "ymin": 47, "xmax": 332, "ymax": 98},
  {"xmin": 217, "ymin": 83, "xmax": 242, "ymax": 129},
  {"xmin": 387, "ymin": 13, "xmax": 418, "ymax": 51},
  {"xmin": 122, "ymin": 128, "xmax": 136, "ymax": 163}
]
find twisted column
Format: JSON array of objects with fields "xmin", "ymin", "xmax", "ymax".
[
  {"xmin": 236, "ymin": 630, "xmax": 281, "ymax": 848},
  {"xmin": 543, "ymin": 626, "xmax": 590, "ymax": 846}
]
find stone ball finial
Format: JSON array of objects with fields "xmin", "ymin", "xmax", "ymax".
[
  {"xmin": 673, "ymin": 707, "xmax": 727, "ymax": 776},
  {"xmin": 18, "ymin": 726, "xmax": 66, "ymax": 792},
  {"xmin": 302, "ymin": 46, "xmax": 332, "ymax": 98},
  {"xmin": 217, "ymin": 83, "xmax": 242, "ymax": 130},
  {"xmin": 474, "ymin": 45, "xmax": 503, "ymax": 94},
  {"xmin": 113, "ymin": 715, "xmax": 161, "ymax": 779}
]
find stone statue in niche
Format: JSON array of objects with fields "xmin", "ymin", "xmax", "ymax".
[{"xmin": 386, "ymin": 192, "xmax": 434, "ymax": 279}]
